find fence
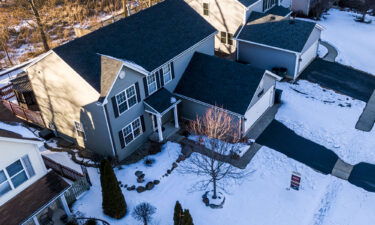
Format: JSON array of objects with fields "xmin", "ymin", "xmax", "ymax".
[
  {"xmin": 0, "ymin": 84, "xmax": 15, "ymax": 100},
  {"xmin": 1, "ymin": 100, "xmax": 45, "ymax": 127},
  {"xmin": 64, "ymin": 177, "xmax": 91, "ymax": 205},
  {"xmin": 42, "ymin": 155, "xmax": 84, "ymax": 181}
]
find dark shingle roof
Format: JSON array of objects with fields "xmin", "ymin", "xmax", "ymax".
[
  {"xmin": 236, "ymin": 0, "xmax": 259, "ymax": 7},
  {"xmin": 144, "ymin": 88, "xmax": 178, "ymax": 113},
  {"xmin": 247, "ymin": 5, "xmax": 291, "ymax": 23},
  {"xmin": 175, "ymin": 53, "xmax": 265, "ymax": 115},
  {"xmin": 0, "ymin": 171, "xmax": 70, "ymax": 225},
  {"xmin": 238, "ymin": 19, "xmax": 317, "ymax": 52},
  {"xmin": 53, "ymin": 0, "xmax": 216, "ymax": 92}
]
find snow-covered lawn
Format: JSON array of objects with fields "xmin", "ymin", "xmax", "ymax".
[
  {"xmin": 317, "ymin": 9, "xmax": 375, "ymax": 74},
  {"xmin": 276, "ymin": 80, "xmax": 375, "ymax": 165},
  {"xmin": 71, "ymin": 143, "xmax": 375, "ymax": 225},
  {"xmin": 0, "ymin": 121, "xmax": 38, "ymax": 139}
]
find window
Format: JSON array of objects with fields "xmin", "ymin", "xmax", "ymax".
[
  {"xmin": 116, "ymin": 85, "xmax": 138, "ymax": 115},
  {"xmin": 220, "ymin": 32, "xmax": 234, "ymax": 45},
  {"xmin": 263, "ymin": 0, "xmax": 277, "ymax": 11},
  {"xmin": 0, "ymin": 170, "xmax": 11, "ymax": 197},
  {"xmin": 74, "ymin": 121, "xmax": 86, "ymax": 139},
  {"xmin": 162, "ymin": 64, "xmax": 172, "ymax": 85},
  {"xmin": 203, "ymin": 2, "xmax": 209, "ymax": 16},
  {"xmin": 22, "ymin": 155, "xmax": 35, "ymax": 178},
  {"xmin": 6, "ymin": 160, "xmax": 28, "ymax": 188},
  {"xmin": 122, "ymin": 117, "xmax": 143, "ymax": 145},
  {"xmin": 147, "ymin": 74, "xmax": 158, "ymax": 95}
]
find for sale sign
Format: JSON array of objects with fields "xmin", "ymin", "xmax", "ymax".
[{"xmin": 290, "ymin": 172, "xmax": 301, "ymax": 190}]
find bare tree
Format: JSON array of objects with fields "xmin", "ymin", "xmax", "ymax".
[
  {"xmin": 180, "ymin": 107, "xmax": 250, "ymax": 199},
  {"xmin": 14, "ymin": 0, "xmax": 50, "ymax": 51},
  {"xmin": 132, "ymin": 202, "xmax": 156, "ymax": 225},
  {"xmin": 0, "ymin": 23, "xmax": 14, "ymax": 66}
]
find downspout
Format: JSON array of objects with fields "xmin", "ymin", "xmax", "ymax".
[
  {"xmin": 103, "ymin": 104, "xmax": 117, "ymax": 160},
  {"xmin": 294, "ymin": 52, "xmax": 300, "ymax": 80}
]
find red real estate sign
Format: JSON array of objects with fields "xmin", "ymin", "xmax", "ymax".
[{"xmin": 290, "ymin": 172, "xmax": 301, "ymax": 190}]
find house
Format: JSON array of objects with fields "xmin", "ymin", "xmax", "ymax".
[
  {"xmin": 291, "ymin": 0, "xmax": 336, "ymax": 16},
  {"xmin": 23, "ymin": 0, "xmax": 277, "ymax": 161},
  {"xmin": 175, "ymin": 52, "xmax": 280, "ymax": 135},
  {"xmin": 236, "ymin": 19, "xmax": 323, "ymax": 79},
  {"xmin": 25, "ymin": 0, "xmax": 217, "ymax": 161},
  {"xmin": 0, "ymin": 130, "xmax": 71, "ymax": 225},
  {"xmin": 185, "ymin": 0, "xmax": 291, "ymax": 54}
]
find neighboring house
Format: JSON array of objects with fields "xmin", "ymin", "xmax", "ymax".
[
  {"xmin": 236, "ymin": 19, "xmax": 323, "ymax": 79},
  {"xmin": 0, "ymin": 130, "xmax": 71, "ymax": 225},
  {"xmin": 291, "ymin": 0, "xmax": 336, "ymax": 16},
  {"xmin": 175, "ymin": 52, "xmax": 280, "ymax": 135},
  {"xmin": 25, "ymin": 0, "xmax": 217, "ymax": 161},
  {"xmin": 185, "ymin": 0, "xmax": 291, "ymax": 54}
]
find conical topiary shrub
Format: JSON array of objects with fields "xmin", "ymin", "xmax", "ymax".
[
  {"xmin": 182, "ymin": 209, "xmax": 194, "ymax": 225},
  {"xmin": 173, "ymin": 201, "xmax": 183, "ymax": 225},
  {"xmin": 100, "ymin": 159, "xmax": 127, "ymax": 219}
]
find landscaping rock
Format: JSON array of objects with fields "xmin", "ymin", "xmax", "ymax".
[
  {"xmin": 167, "ymin": 169, "xmax": 171, "ymax": 174},
  {"xmin": 127, "ymin": 185, "xmax": 135, "ymax": 191},
  {"xmin": 135, "ymin": 170, "xmax": 143, "ymax": 177},
  {"xmin": 145, "ymin": 182, "xmax": 154, "ymax": 190},
  {"xmin": 136, "ymin": 186, "xmax": 145, "ymax": 193},
  {"xmin": 172, "ymin": 162, "xmax": 178, "ymax": 169},
  {"xmin": 137, "ymin": 177, "xmax": 145, "ymax": 183},
  {"xmin": 153, "ymin": 180, "xmax": 160, "ymax": 185}
]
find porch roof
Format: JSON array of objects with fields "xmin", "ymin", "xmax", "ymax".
[
  {"xmin": 144, "ymin": 88, "xmax": 179, "ymax": 114},
  {"xmin": 0, "ymin": 171, "xmax": 70, "ymax": 225}
]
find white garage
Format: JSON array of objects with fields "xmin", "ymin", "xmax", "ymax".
[
  {"xmin": 236, "ymin": 19, "xmax": 323, "ymax": 79},
  {"xmin": 244, "ymin": 86, "xmax": 275, "ymax": 132}
]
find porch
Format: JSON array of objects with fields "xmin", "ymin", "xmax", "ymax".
[{"xmin": 144, "ymin": 88, "xmax": 181, "ymax": 142}]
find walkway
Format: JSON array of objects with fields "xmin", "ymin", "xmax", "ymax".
[
  {"xmin": 355, "ymin": 90, "xmax": 375, "ymax": 132},
  {"xmin": 320, "ymin": 41, "xmax": 338, "ymax": 62}
]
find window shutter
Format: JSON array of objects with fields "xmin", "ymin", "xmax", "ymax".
[
  {"xmin": 160, "ymin": 71, "xmax": 165, "ymax": 86},
  {"xmin": 143, "ymin": 77, "xmax": 149, "ymax": 98},
  {"xmin": 111, "ymin": 96, "xmax": 119, "ymax": 118},
  {"xmin": 118, "ymin": 129, "xmax": 125, "ymax": 149},
  {"xmin": 156, "ymin": 70, "xmax": 162, "ymax": 90},
  {"xmin": 171, "ymin": 61, "xmax": 175, "ymax": 79},
  {"xmin": 140, "ymin": 115, "xmax": 146, "ymax": 132},
  {"xmin": 135, "ymin": 82, "xmax": 141, "ymax": 103}
]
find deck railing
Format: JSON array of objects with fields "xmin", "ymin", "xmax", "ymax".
[
  {"xmin": 0, "ymin": 84, "xmax": 15, "ymax": 100},
  {"xmin": 1, "ymin": 100, "xmax": 45, "ymax": 127}
]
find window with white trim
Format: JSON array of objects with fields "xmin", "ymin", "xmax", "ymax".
[
  {"xmin": 147, "ymin": 74, "xmax": 158, "ymax": 95},
  {"xmin": 116, "ymin": 84, "xmax": 138, "ymax": 115},
  {"xmin": 74, "ymin": 121, "xmax": 86, "ymax": 139},
  {"xmin": 122, "ymin": 117, "xmax": 143, "ymax": 145},
  {"xmin": 203, "ymin": 2, "xmax": 209, "ymax": 16},
  {"xmin": 162, "ymin": 64, "xmax": 172, "ymax": 85},
  {"xmin": 0, "ymin": 156, "xmax": 35, "ymax": 196},
  {"xmin": 220, "ymin": 32, "xmax": 234, "ymax": 45}
]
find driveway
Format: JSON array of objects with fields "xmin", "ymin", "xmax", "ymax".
[
  {"xmin": 320, "ymin": 41, "xmax": 338, "ymax": 62},
  {"xmin": 349, "ymin": 162, "xmax": 375, "ymax": 192},
  {"xmin": 256, "ymin": 120, "xmax": 339, "ymax": 175},
  {"xmin": 300, "ymin": 59, "xmax": 375, "ymax": 102}
]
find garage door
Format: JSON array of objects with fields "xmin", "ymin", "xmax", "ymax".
[
  {"xmin": 244, "ymin": 86, "xmax": 274, "ymax": 132},
  {"xmin": 299, "ymin": 40, "xmax": 318, "ymax": 73}
]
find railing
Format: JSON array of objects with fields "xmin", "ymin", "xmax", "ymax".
[
  {"xmin": 1, "ymin": 100, "xmax": 45, "ymax": 127},
  {"xmin": 42, "ymin": 155, "xmax": 84, "ymax": 181},
  {"xmin": 64, "ymin": 177, "xmax": 91, "ymax": 205},
  {"xmin": 0, "ymin": 84, "xmax": 15, "ymax": 100}
]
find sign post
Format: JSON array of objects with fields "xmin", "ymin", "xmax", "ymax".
[{"xmin": 290, "ymin": 172, "xmax": 301, "ymax": 191}]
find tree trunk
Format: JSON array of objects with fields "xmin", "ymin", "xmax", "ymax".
[
  {"xmin": 213, "ymin": 177, "xmax": 217, "ymax": 199},
  {"xmin": 361, "ymin": 11, "xmax": 366, "ymax": 22},
  {"xmin": 1, "ymin": 43, "xmax": 14, "ymax": 66},
  {"xmin": 28, "ymin": 0, "xmax": 49, "ymax": 51},
  {"xmin": 122, "ymin": 0, "xmax": 128, "ymax": 17},
  {"xmin": 143, "ymin": 218, "xmax": 148, "ymax": 225}
]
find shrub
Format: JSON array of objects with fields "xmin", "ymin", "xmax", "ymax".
[
  {"xmin": 174, "ymin": 201, "xmax": 194, "ymax": 225},
  {"xmin": 84, "ymin": 218, "xmax": 97, "ymax": 225},
  {"xmin": 182, "ymin": 209, "xmax": 194, "ymax": 225},
  {"xmin": 132, "ymin": 202, "xmax": 156, "ymax": 225},
  {"xmin": 100, "ymin": 159, "xmax": 127, "ymax": 219}
]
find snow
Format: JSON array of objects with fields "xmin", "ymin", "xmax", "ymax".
[
  {"xmin": 317, "ymin": 44, "xmax": 328, "ymax": 58},
  {"xmin": 71, "ymin": 143, "xmax": 375, "ymax": 225},
  {"xmin": 0, "ymin": 122, "xmax": 38, "ymax": 139},
  {"xmin": 41, "ymin": 149, "xmax": 83, "ymax": 173},
  {"xmin": 276, "ymin": 80, "xmax": 375, "ymax": 165},
  {"xmin": 316, "ymin": 9, "xmax": 375, "ymax": 74}
]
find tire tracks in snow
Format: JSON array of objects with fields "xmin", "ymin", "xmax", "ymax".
[{"xmin": 310, "ymin": 179, "xmax": 342, "ymax": 225}]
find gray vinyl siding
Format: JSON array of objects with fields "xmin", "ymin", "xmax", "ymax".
[
  {"xmin": 238, "ymin": 41, "xmax": 297, "ymax": 78},
  {"xmin": 81, "ymin": 103, "xmax": 114, "ymax": 156},
  {"xmin": 106, "ymin": 66, "xmax": 153, "ymax": 160},
  {"xmin": 248, "ymin": 73, "xmax": 276, "ymax": 108},
  {"xmin": 105, "ymin": 34, "xmax": 215, "ymax": 160}
]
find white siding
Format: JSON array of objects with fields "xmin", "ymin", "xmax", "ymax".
[
  {"xmin": 244, "ymin": 85, "xmax": 275, "ymax": 132},
  {"xmin": 298, "ymin": 40, "xmax": 318, "ymax": 74},
  {"xmin": 0, "ymin": 138, "xmax": 47, "ymax": 206}
]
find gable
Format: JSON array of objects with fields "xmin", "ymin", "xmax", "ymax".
[{"xmin": 100, "ymin": 55, "xmax": 124, "ymax": 98}]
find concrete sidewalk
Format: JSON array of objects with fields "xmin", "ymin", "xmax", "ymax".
[
  {"xmin": 320, "ymin": 41, "xmax": 338, "ymax": 62},
  {"xmin": 356, "ymin": 90, "xmax": 375, "ymax": 132}
]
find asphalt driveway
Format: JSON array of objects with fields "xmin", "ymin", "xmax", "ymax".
[
  {"xmin": 300, "ymin": 59, "xmax": 375, "ymax": 102},
  {"xmin": 349, "ymin": 162, "xmax": 375, "ymax": 192},
  {"xmin": 256, "ymin": 120, "xmax": 339, "ymax": 175}
]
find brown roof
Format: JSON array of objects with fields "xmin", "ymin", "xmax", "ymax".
[
  {"xmin": 0, "ymin": 129, "xmax": 40, "ymax": 142},
  {"xmin": 0, "ymin": 171, "xmax": 70, "ymax": 225}
]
